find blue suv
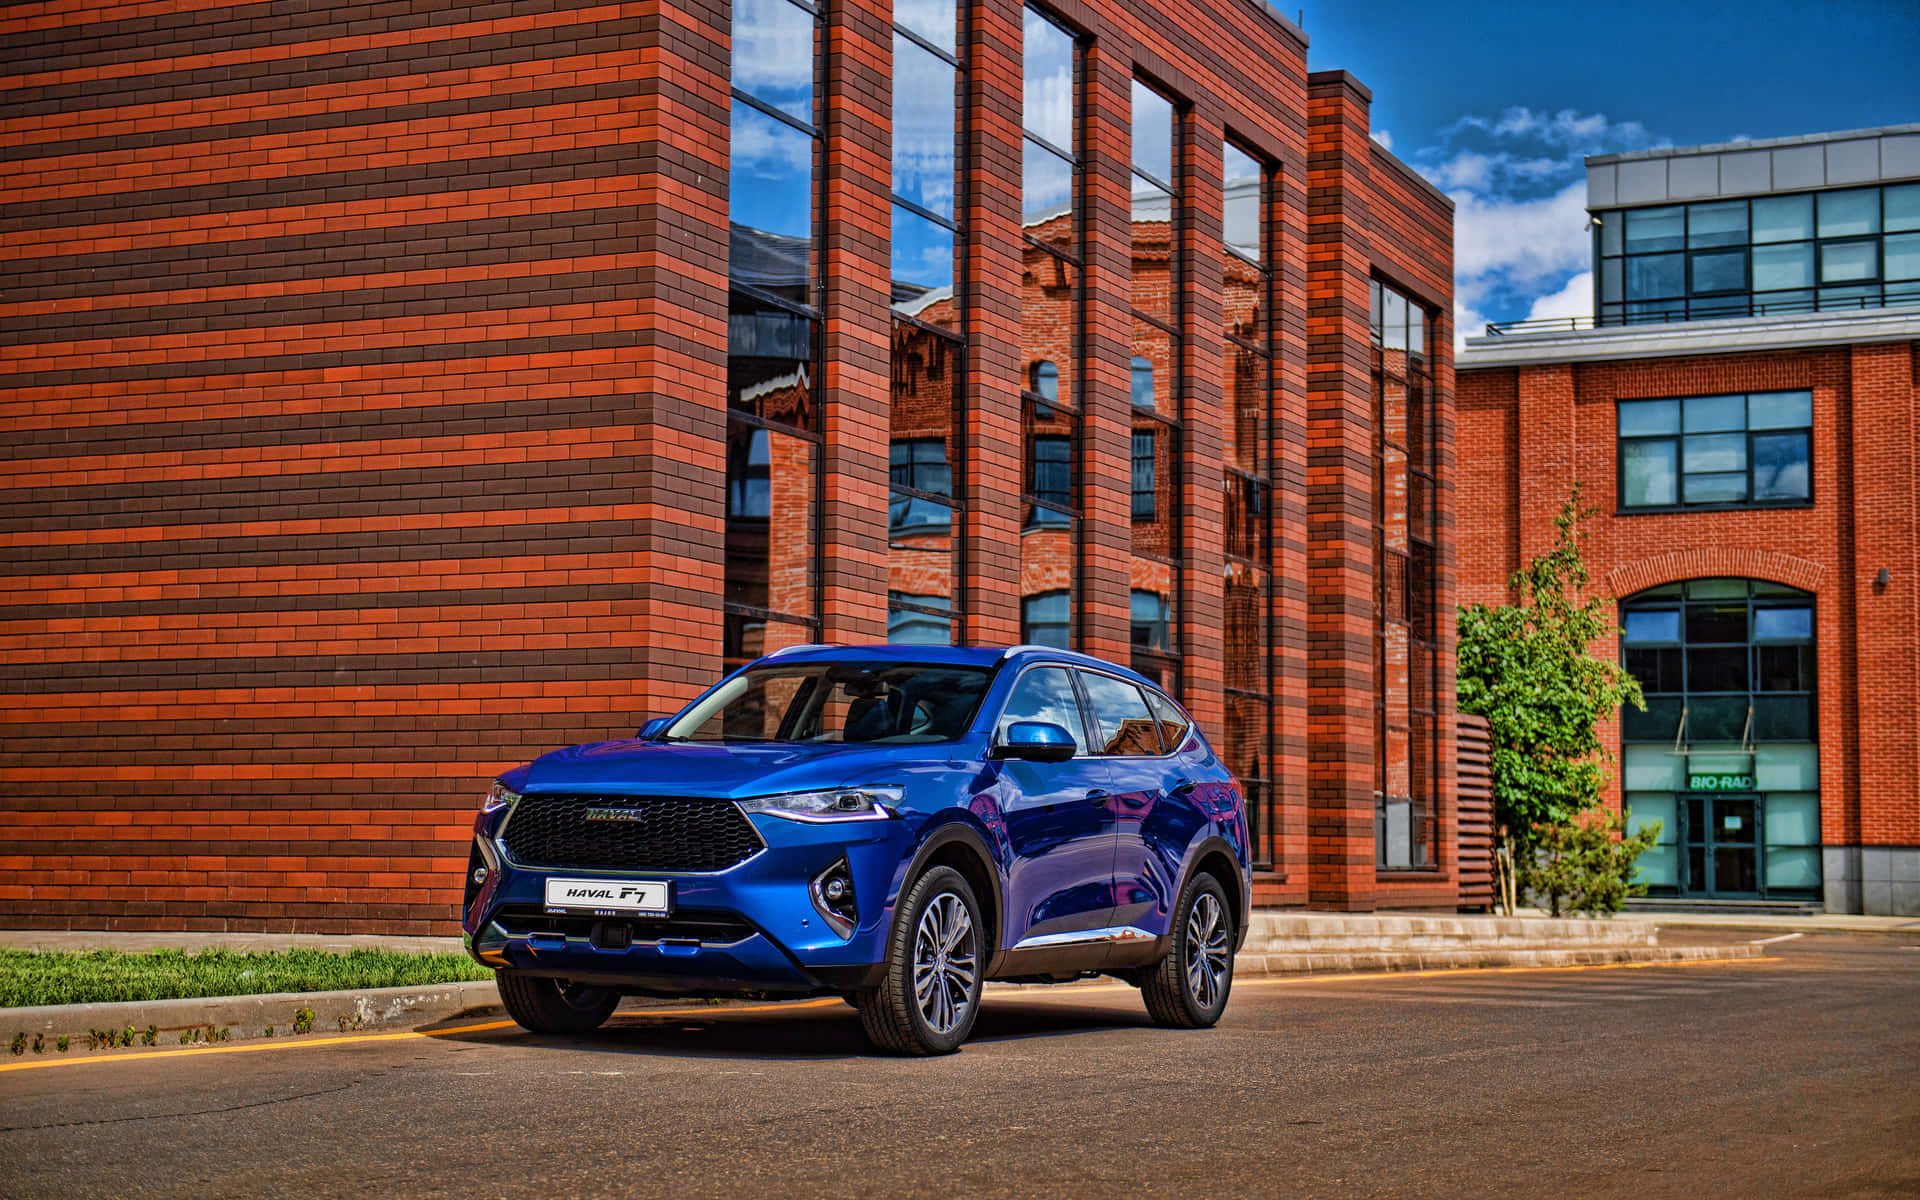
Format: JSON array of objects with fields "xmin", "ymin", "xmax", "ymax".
[{"xmin": 462, "ymin": 645, "xmax": 1250, "ymax": 1055}]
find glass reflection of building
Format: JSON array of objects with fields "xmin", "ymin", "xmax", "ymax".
[
  {"xmin": 1371, "ymin": 280, "xmax": 1440, "ymax": 871},
  {"xmin": 1019, "ymin": 7, "xmax": 1081, "ymax": 650},
  {"xmin": 888, "ymin": 0, "xmax": 966, "ymax": 644},
  {"xmin": 725, "ymin": 0, "xmax": 823, "ymax": 672}
]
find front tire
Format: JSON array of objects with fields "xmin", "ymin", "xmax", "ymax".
[
  {"xmin": 855, "ymin": 866, "xmax": 984, "ymax": 1056},
  {"xmin": 1141, "ymin": 872, "xmax": 1234, "ymax": 1028},
  {"xmin": 497, "ymin": 970, "xmax": 620, "ymax": 1034}
]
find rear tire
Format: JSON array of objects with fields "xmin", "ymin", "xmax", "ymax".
[
  {"xmin": 497, "ymin": 970, "xmax": 620, "ymax": 1034},
  {"xmin": 1141, "ymin": 872, "xmax": 1234, "ymax": 1028},
  {"xmin": 855, "ymin": 866, "xmax": 983, "ymax": 1056}
]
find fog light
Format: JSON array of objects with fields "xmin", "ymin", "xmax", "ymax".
[
  {"xmin": 810, "ymin": 858, "xmax": 858, "ymax": 939},
  {"xmin": 471, "ymin": 866, "xmax": 489, "ymax": 886}
]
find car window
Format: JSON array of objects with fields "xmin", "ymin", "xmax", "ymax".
[
  {"xmin": 1144, "ymin": 689, "xmax": 1190, "ymax": 750},
  {"xmin": 994, "ymin": 666, "xmax": 1089, "ymax": 755},
  {"xmin": 667, "ymin": 661, "xmax": 993, "ymax": 744},
  {"xmin": 1077, "ymin": 671, "xmax": 1165, "ymax": 756}
]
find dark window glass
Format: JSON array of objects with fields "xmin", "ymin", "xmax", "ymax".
[
  {"xmin": 997, "ymin": 664, "xmax": 1087, "ymax": 750},
  {"xmin": 890, "ymin": 437, "xmax": 952, "ymax": 497},
  {"xmin": 1030, "ymin": 433, "xmax": 1071, "ymax": 509},
  {"xmin": 1627, "ymin": 252, "xmax": 1685, "ymax": 299},
  {"xmin": 1687, "ymin": 603, "xmax": 1748, "ymax": 645},
  {"xmin": 1757, "ymin": 644, "xmax": 1811, "ymax": 692},
  {"xmin": 1625, "ymin": 646, "xmax": 1683, "ymax": 692},
  {"xmin": 1079, "ymin": 671, "xmax": 1163, "ymax": 756},
  {"xmin": 1131, "ymin": 429, "xmax": 1156, "ymax": 519},
  {"xmin": 1130, "ymin": 589, "xmax": 1169, "ymax": 651},
  {"xmin": 1690, "ymin": 250, "xmax": 1746, "ymax": 294},
  {"xmin": 1687, "ymin": 646, "xmax": 1749, "ymax": 692},
  {"xmin": 888, "ymin": 489, "xmax": 952, "ymax": 535},
  {"xmin": 1752, "ymin": 432, "xmax": 1810, "ymax": 501},
  {"xmin": 1031, "ymin": 360, "xmax": 1059, "ymax": 402},
  {"xmin": 1754, "ymin": 607, "xmax": 1812, "ymax": 641},
  {"xmin": 1020, "ymin": 592, "xmax": 1072, "ymax": 650}
]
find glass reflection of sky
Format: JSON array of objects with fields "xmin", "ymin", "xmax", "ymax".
[
  {"xmin": 1131, "ymin": 79, "xmax": 1173, "ymax": 183},
  {"xmin": 893, "ymin": 33, "xmax": 956, "ymax": 219},
  {"xmin": 1023, "ymin": 11, "xmax": 1073, "ymax": 150},
  {"xmin": 892, "ymin": 205, "xmax": 955, "ymax": 307},
  {"xmin": 895, "ymin": 0, "xmax": 956, "ymax": 54},
  {"xmin": 1023, "ymin": 141, "xmax": 1072, "ymax": 228},
  {"xmin": 731, "ymin": 104, "xmax": 811, "ymax": 244},
  {"xmin": 732, "ymin": 0, "xmax": 814, "ymax": 121}
]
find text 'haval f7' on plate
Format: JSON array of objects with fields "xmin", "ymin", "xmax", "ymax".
[{"xmin": 462, "ymin": 645, "xmax": 1250, "ymax": 1055}]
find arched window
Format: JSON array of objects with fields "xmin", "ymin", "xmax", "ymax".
[{"xmin": 1619, "ymin": 578, "xmax": 1820, "ymax": 900}]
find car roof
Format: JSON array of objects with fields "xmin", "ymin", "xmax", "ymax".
[{"xmin": 750, "ymin": 643, "xmax": 1164, "ymax": 690}]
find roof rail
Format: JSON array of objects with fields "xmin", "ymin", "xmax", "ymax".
[{"xmin": 761, "ymin": 643, "xmax": 836, "ymax": 658}]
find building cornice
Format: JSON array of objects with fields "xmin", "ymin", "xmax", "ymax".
[{"xmin": 1458, "ymin": 307, "xmax": 1920, "ymax": 370}]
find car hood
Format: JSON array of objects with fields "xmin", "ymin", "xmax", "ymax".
[{"xmin": 514, "ymin": 738, "xmax": 967, "ymax": 799}]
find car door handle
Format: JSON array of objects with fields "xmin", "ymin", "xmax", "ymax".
[
  {"xmin": 1171, "ymin": 779, "xmax": 1198, "ymax": 796},
  {"xmin": 1084, "ymin": 789, "xmax": 1110, "ymax": 805}
]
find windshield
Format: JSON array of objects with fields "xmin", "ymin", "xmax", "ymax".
[{"xmin": 663, "ymin": 660, "xmax": 996, "ymax": 745}]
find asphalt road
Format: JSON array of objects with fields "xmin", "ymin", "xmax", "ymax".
[{"xmin": 3, "ymin": 934, "xmax": 1915, "ymax": 1199}]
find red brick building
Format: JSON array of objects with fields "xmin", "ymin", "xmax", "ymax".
[
  {"xmin": 1458, "ymin": 128, "xmax": 1920, "ymax": 915},
  {"xmin": 0, "ymin": 0, "xmax": 1456, "ymax": 933}
]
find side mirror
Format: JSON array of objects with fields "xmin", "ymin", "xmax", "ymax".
[
  {"xmin": 636, "ymin": 717, "xmax": 671, "ymax": 740},
  {"xmin": 992, "ymin": 721, "xmax": 1077, "ymax": 764}
]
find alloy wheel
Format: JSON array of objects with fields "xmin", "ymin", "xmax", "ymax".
[
  {"xmin": 1184, "ymin": 891, "xmax": 1230, "ymax": 1010},
  {"xmin": 912, "ymin": 891, "xmax": 978, "ymax": 1035}
]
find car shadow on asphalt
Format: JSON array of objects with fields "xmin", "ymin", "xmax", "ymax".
[{"xmin": 422, "ymin": 996, "xmax": 1151, "ymax": 1061}]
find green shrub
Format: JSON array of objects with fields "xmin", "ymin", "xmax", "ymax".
[{"xmin": 1524, "ymin": 808, "xmax": 1662, "ymax": 917}]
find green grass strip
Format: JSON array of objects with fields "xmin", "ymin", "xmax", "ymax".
[{"xmin": 0, "ymin": 948, "xmax": 493, "ymax": 1009}]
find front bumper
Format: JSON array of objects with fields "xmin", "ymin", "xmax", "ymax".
[{"xmin": 462, "ymin": 807, "xmax": 909, "ymax": 996}]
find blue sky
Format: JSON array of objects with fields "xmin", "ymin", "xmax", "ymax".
[{"xmin": 1298, "ymin": 0, "xmax": 1920, "ymax": 344}]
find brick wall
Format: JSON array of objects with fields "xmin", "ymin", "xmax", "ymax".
[
  {"xmin": 1, "ymin": 0, "xmax": 1457, "ymax": 932},
  {"xmin": 1456, "ymin": 340, "xmax": 1920, "ymax": 859}
]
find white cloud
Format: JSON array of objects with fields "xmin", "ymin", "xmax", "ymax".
[
  {"xmin": 1415, "ymin": 107, "xmax": 1667, "ymax": 348},
  {"xmin": 1371, "ymin": 128, "xmax": 1393, "ymax": 153},
  {"xmin": 1526, "ymin": 270, "xmax": 1594, "ymax": 324}
]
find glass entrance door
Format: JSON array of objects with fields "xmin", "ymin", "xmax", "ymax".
[{"xmin": 1683, "ymin": 794, "xmax": 1759, "ymax": 897}]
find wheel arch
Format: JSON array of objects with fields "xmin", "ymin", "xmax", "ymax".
[
  {"xmin": 902, "ymin": 820, "xmax": 1005, "ymax": 970},
  {"xmin": 1180, "ymin": 836, "xmax": 1249, "ymax": 952}
]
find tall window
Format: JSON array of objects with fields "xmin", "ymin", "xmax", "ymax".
[
  {"xmin": 726, "ymin": 0, "xmax": 823, "ymax": 670},
  {"xmin": 1019, "ymin": 7, "xmax": 1081, "ymax": 648},
  {"xmin": 1371, "ymin": 280, "xmax": 1438, "ymax": 871},
  {"xmin": 1598, "ymin": 182, "xmax": 1920, "ymax": 324},
  {"xmin": 1618, "ymin": 390, "xmax": 1812, "ymax": 510},
  {"xmin": 1129, "ymin": 78, "xmax": 1182, "ymax": 685},
  {"xmin": 889, "ymin": 0, "xmax": 966, "ymax": 644},
  {"xmin": 1222, "ymin": 138, "xmax": 1274, "ymax": 868}
]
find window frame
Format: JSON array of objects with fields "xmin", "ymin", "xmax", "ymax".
[{"xmin": 1615, "ymin": 391, "xmax": 1815, "ymax": 514}]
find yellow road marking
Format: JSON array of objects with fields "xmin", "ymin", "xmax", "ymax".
[
  {"xmin": 0, "ymin": 957, "xmax": 1775, "ymax": 1075},
  {"xmin": 0, "ymin": 998, "xmax": 844, "ymax": 1075}
]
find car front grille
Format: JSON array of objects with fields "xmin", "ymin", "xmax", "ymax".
[{"xmin": 499, "ymin": 793, "xmax": 765, "ymax": 873}]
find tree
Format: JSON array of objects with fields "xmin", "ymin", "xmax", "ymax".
[
  {"xmin": 1526, "ymin": 809, "xmax": 1662, "ymax": 917},
  {"xmin": 1456, "ymin": 486, "xmax": 1645, "ymax": 913}
]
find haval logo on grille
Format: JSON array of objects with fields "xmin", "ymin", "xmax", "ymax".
[{"xmin": 583, "ymin": 806, "xmax": 646, "ymax": 822}]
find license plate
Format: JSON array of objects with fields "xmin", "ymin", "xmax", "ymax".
[{"xmin": 543, "ymin": 878, "xmax": 671, "ymax": 915}]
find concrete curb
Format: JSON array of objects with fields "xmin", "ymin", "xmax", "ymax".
[
  {"xmin": 3, "ymin": 979, "xmax": 506, "ymax": 1055},
  {"xmin": 1234, "ymin": 941, "xmax": 1763, "ymax": 977}
]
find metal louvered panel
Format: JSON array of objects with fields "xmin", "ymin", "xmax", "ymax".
[{"xmin": 498, "ymin": 794, "xmax": 765, "ymax": 873}]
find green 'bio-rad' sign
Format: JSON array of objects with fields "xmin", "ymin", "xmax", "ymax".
[{"xmin": 1689, "ymin": 773, "xmax": 1756, "ymax": 791}]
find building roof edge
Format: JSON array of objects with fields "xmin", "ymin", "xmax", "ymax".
[
  {"xmin": 1586, "ymin": 123, "xmax": 1920, "ymax": 167},
  {"xmin": 1457, "ymin": 307, "xmax": 1920, "ymax": 369}
]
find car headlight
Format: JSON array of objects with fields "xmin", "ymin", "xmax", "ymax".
[
  {"xmin": 481, "ymin": 782, "xmax": 521, "ymax": 813},
  {"xmin": 737, "ymin": 787, "xmax": 901, "ymax": 822}
]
